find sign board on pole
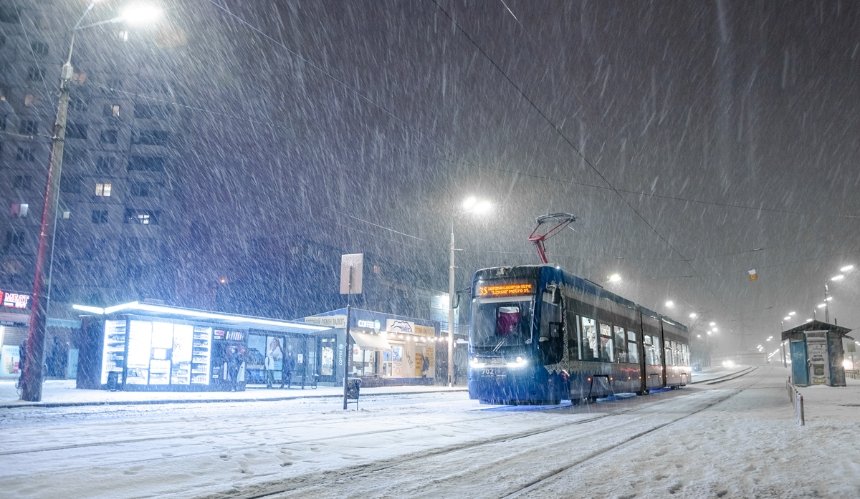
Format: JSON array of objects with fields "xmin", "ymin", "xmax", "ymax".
[{"xmin": 340, "ymin": 254, "xmax": 364, "ymax": 295}]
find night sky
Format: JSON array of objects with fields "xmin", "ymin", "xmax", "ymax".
[{"xmin": 85, "ymin": 0, "xmax": 860, "ymax": 356}]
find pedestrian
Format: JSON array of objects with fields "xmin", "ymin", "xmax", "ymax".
[
  {"xmin": 227, "ymin": 347, "xmax": 241, "ymax": 391},
  {"xmin": 265, "ymin": 338, "xmax": 282, "ymax": 388},
  {"xmin": 16, "ymin": 338, "xmax": 28, "ymax": 389},
  {"xmin": 281, "ymin": 348, "xmax": 294, "ymax": 389}
]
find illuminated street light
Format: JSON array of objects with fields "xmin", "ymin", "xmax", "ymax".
[
  {"xmin": 840, "ymin": 265, "xmax": 855, "ymax": 273},
  {"xmin": 20, "ymin": 0, "xmax": 163, "ymax": 403},
  {"xmin": 665, "ymin": 300, "xmax": 675, "ymax": 308},
  {"xmin": 831, "ymin": 274, "xmax": 845, "ymax": 282},
  {"xmin": 689, "ymin": 312, "xmax": 698, "ymax": 319},
  {"xmin": 119, "ymin": 3, "xmax": 164, "ymax": 26},
  {"xmin": 448, "ymin": 195, "xmax": 492, "ymax": 386},
  {"xmin": 783, "ymin": 316, "xmax": 791, "ymax": 321},
  {"xmin": 709, "ymin": 321, "xmax": 716, "ymax": 327},
  {"xmin": 817, "ymin": 303, "xmax": 827, "ymax": 309},
  {"xmin": 788, "ymin": 311, "xmax": 796, "ymax": 316},
  {"xmin": 607, "ymin": 273, "xmax": 622, "ymax": 284}
]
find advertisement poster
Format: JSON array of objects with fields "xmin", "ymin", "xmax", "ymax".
[
  {"xmin": 127, "ymin": 320, "xmax": 153, "ymax": 384},
  {"xmin": 1, "ymin": 345, "xmax": 21, "ymax": 377}
]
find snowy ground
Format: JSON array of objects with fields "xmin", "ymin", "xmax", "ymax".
[{"xmin": 1, "ymin": 365, "xmax": 858, "ymax": 498}]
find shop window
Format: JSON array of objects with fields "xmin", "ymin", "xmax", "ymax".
[
  {"xmin": 95, "ymin": 182, "xmax": 112, "ymax": 197},
  {"xmin": 16, "ymin": 146, "xmax": 35, "ymax": 161},
  {"xmin": 10, "ymin": 203, "xmax": 29, "ymax": 218},
  {"xmin": 91, "ymin": 209, "xmax": 108, "ymax": 224},
  {"xmin": 19, "ymin": 120, "xmax": 38, "ymax": 135}
]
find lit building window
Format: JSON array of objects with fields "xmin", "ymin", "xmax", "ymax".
[
  {"xmin": 95, "ymin": 182, "xmax": 112, "ymax": 197},
  {"xmin": 24, "ymin": 94, "xmax": 35, "ymax": 106},
  {"xmin": 10, "ymin": 203, "xmax": 29, "ymax": 218},
  {"xmin": 111, "ymin": 104, "xmax": 121, "ymax": 117},
  {"xmin": 62, "ymin": 210, "xmax": 71, "ymax": 219}
]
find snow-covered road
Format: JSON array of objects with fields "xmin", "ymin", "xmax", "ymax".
[{"xmin": 2, "ymin": 366, "xmax": 858, "ymax": 498}]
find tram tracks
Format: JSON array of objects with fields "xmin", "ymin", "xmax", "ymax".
[
  {"xmin": 503, "ymin": 371, "xmax": 766, "ymax": 497},
  {"xmin": 215, "ymin": 391, "xmax": 694, "ymax": 498}
]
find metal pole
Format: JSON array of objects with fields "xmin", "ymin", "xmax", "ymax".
[
  {"xmin": 20, "ymin": 34, "xmax": 76, "ymax": 402},
  {"xmin": 824, "ymin": 283, "xmax": 830, "ymax": 323},
  {"xmin": 343, "ymin": 265, "xmax": 352, "ymax": 410},
  {"xmin": 447, "ymin": 218, "xmax": 456, "ymax": 387}
]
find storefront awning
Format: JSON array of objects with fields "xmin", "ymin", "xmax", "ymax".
[{"xmin": 350, "ymin": 331, "xmax": 391, "ymax": 350}]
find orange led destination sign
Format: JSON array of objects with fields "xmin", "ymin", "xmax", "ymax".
[{"xmin": 478, "ymin": 282, "xmax": 534, "ymax": 297}]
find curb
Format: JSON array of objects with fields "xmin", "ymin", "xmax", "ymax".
[{"xmin": 0, "ymin": 387, "xmax": 470, "ymax": 410}]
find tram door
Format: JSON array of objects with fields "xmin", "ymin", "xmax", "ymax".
[{"xmin": 789, "ymin": 340, "xmax": 808, "ymax": 386}]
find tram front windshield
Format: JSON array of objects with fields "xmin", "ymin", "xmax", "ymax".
[{"xmin": 471, "ymin": 297, "xmax": 533, "ymax": 349}]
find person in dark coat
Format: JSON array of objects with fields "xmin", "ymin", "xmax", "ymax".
[
  {"xmin": 227, "ymin": 347, "xmax": 241, "ymax": 391},
  {"xmin": 281, "ymin": 349, "xmax": 294, "ymax": 389}
]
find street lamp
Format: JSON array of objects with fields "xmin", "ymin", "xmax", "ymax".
[
  {"xmin": 448, "ymin": 195, "xmax": 492, "ymax": 386},
  {"xmin": 20, "ymin": 1, "xmax": 162, "ymax": 402}
]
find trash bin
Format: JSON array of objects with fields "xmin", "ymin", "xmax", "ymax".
[
  {"xmin": 346, "ymin": 377, "xmax": 361, "ymax": 399},
  {"xmin": 107, "ymin": 371, "xmax": 120, "ymax": 391}
]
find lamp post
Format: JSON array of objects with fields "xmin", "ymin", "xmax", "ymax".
[
  {"xmin": 20, "ymin": 2, "xmax": 162, "ymax": 402},
  {"xmin": 447, "ymin": 196, "xmax": 491, "ymax": 386}
]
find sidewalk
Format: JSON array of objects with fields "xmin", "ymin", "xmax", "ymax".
[{"xmin": 0, "ymin": 379, "xmax": 468, "ymax": 409}]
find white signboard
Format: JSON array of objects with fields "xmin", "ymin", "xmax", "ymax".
[
  {"xmin": 305, "ymin": 315, "xmax": 347, "ymax": 328},
  {"xmin": 340, "ymin": 253, "xmax": 364, "ymax": 294}
]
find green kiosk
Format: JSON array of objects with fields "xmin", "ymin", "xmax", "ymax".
[{"xmin": 782, "ymin": 320, "xmax": 851, "ymax": 387}]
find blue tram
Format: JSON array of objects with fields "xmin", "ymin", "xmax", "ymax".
[{"xmin": 467, "ymin": 265, "xmax": 691, "ymax": 405}]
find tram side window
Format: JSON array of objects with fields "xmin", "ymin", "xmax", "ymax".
[
  {"xmin": 683, "ymin": 344, "xmax": 689, "ymax": 366},
  {"xmin": 599, "ymin": 323, "xmax": 614, "ymax": 362},
  {"xmin": 666, "ymin": 340, "xmax": 675, "ymax": 366},
  {"xmin": 653, "ymin": 336, "xmax": 662, "ymax": 365},
  {"xmin": 581, "ymin": 317, "xmax": 598, "ymax": 360},
  {"xmin": 567, "ymin": 312, "xmax": 581, "ymax": 360},
  {"xmin": 627, "ymin": 330, "xmax": 639, "ymax": 364},
  {"xmin": 614, "ymin": 326, "xmax": 626, "ymax": 363},
  {"xmin": 645, "ymin": 335, "xmax": 659, "ymax": 365}
]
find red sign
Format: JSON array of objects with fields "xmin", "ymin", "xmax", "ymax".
[{"xmin": 0, "ymin": 289, "xmax": 31, "ymax": 310}]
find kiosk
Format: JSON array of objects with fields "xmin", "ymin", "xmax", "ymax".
[{"xmin": 781, "ymin": 320, "xmax": 852, "ymax": 387}]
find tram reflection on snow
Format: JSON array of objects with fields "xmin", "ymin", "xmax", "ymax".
[{"xmin": 468, "ymin": 265, "xmax": 691, "ymax": 405}]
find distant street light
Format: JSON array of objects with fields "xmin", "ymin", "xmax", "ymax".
[
  {"xmin": 20, "ymin": 1, "xmax": 162, "ymax": 402},
  {"xmin": 689, "ymin": 312, "xmax": 698, "ymax": 320},
  {"xmin": 448, "ymin": 195, "xmax": 492, "ymax": 386},
  {"xmin": 840, "ymin": 264, "xmax": 855, "ymax": 273},
  {"xmin": 607, "ymin": 273, "xmax": 622, "ymax": 284},
  {"xmin": 709, "ymin": 321, "xmax": 716, "ymax": 327},
  {"xmin": 665, "ymin": 300, "xmax": 675, "ymax": 308}
]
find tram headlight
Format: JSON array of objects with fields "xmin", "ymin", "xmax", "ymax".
[
  {"xmin": 506, "ymin": 356, "xmax": 528, "ymax": 369},
  {"xmin": 470, "ymin": 358, "xmax": 487, "ymax": 369}
]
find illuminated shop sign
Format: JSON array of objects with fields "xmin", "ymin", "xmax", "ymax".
[
  {"xmin": 213, "ymin": 329, "xmax": 245, "ymax": 341},
  {"xmin": 477, "ymin": 282, "xmax": 534, "ymax": 298},
  {"xmin": 386, "ymin": 319, "xmax": 415, "ymax": 334},
  {"xmin": 0, "ymin": 289, "xmax": 31, "ymax": 310},
  {"xmin": 357, "ymin": 319, "xmax": 381, "ymax": 331}
]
